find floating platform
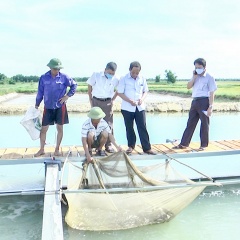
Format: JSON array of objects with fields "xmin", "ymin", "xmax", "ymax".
[{"xmin": 0, "ymin": 139, "xmax": 240, "ymax": 160}]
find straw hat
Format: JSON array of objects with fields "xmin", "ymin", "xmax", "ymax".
[
  {"xmin": 47, "ymin": 58, "xmax": 63, "ymax": 69},
  {"xmin": 87, "ymin": 107, "xmax": 106, "ymax": 119}
]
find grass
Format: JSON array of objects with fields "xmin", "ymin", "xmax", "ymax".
[{"xmin": 0, "ymin": 81, "xmax": 239, "ymax": 101}]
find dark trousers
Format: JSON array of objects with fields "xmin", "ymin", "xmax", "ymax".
[
  {"xmin": 180, "ymin": 98, "xmax": 210, "ymax": 147},
  {"xmin": 92, "ymin": 97, "xmax": 113, "ymax": 148},
  {"xmin": 121, "ymin": 108, "xmax": 151, "ymax": 152}
]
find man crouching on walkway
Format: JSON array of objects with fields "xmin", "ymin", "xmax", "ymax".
[{"xmin": 82, "ymin": 107, "xmax": 122, "ymax": 163}]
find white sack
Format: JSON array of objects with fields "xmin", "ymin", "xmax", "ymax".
[{"xmin": 20, "ymin": 106, "xmax": 42, "ymax": 140}]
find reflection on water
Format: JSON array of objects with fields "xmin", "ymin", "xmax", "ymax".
[{"xmin": 1, "ymin": 185, "xmax": 240, "ymax": 240}]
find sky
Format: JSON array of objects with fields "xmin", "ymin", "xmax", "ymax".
[{"xmin": 1, "ymin": 0, "xmax": 240, "ymax": 79}]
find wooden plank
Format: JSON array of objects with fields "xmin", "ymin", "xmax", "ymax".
[
  {"xmin": 134, "ymin": 145, "xmax": 144, "ymax": 155},
  {"xmin": 61, "ymin": 146, "xmax": 77, "ymax": 158},
  {"xmin": 0, "ymin": 148, "xmax": 6, "ymax": 158},
  {"xmin": 45, "ymin": 146, "xmax": 57, "ymax": 157},
  {"xmin": 227, "ymin": 140, "xmax": 240, "ymax": 149},
  {"xmin": 24, "ymin": 147, "xmax": 40, "ymax": 158},
  {"xmin": 206, "ymin": 142, "xmax": 223, "ymax": 151},
  {"xmin": 42, "ymin": 164, "xmax": 63, "ymax": 240},
  {"xmin": 233, "ymin": 140, "xmax": 240, "ymax": 146},
  {"xmin": 152, "ymin": 144, "xmax": 184, "ymax": 154},
  {"xmin": 1, "ymin": 140, "xmax": 240, "ymax": 160},
  {"xmin": 217, "ymin": 141, "xmax": 237, "ymax": 150},
  {"xmin": 1, "ymin": 148, "xmax": 25, "ymax": 159},
  {"xmin": 75, "ymin": 145, "xmax": 85, "ymax": 157},
  {"xmin": 211, "ymin": 141, "xmax": 232, "ymax": 150}
]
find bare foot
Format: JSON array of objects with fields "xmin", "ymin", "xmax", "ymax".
[
  {"xmin": 54, "ymin": 150, "xmax": 61, "ymax": 156},
  {"xmin": 34, "ymin": 150, "xmax": 45, "ymax": 157}
]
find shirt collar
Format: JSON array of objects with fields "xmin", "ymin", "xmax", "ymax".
[
  {"xmin": 46, "ymin": 70, "xmax": 61, "ymax": 78},
  {"xmin": 127, "ymin": 72, "xmax": 140, "ymax": 80},
  {"xmin": 101, "ymin": 71, "xmax": 108, "ymax": 79}
]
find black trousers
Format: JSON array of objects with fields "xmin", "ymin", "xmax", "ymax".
[
  {"xmin": 180, "ymin": 98, "xmax": 210, "ymax": 147},
  {"xmin": 121, "ymin": 108, "xmax": 151, "ymax": 152}
]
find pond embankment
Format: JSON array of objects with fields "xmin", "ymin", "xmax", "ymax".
[{"xmin": 0, "ymin": 93, "xmax": 239, "ymax": 114}]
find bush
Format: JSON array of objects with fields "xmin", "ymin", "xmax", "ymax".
[
  {"xmin": 9, "ymin": 79, "xmax": 16, "ymax": 85},
  {"xmin": 165, "ymin": 70, "xmax": 177, "ymax": 83}
]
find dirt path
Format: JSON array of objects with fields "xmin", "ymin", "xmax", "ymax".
[{"xmin": 0, "ymin": 93, "xmax": 239, "ymax": 114}]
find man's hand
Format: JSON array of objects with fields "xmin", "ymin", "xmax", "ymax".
[
  {"xmin": 86, "ymin": 154, "xmax": 93, "ymax": 163},
  {"xmin": 59, "ymin": 95, "xmax": 69, "ymax": 104},
  {"xmin": 207, "ymin": 106, "xmax": 213, "ymax": 117},
  {"xmin": 137, "ymin": 99, "xmax": 143, "ymax": 105},
  {"xmin": 129, "ymin": 99, "xmax": 138, "ymax": 106}
]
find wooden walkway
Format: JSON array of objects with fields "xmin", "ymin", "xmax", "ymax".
[{"xmin": 0, "ymin": 139, "xmax": 240, "ymax": 160}]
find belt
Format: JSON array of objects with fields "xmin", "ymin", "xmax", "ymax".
[
  {"xmin": 193, "ymin": 97, "xmax": 208, "ymax": 101},
  {"xmin": 93, "ymin": 96, "xmax": 111, "ymax": 102}
]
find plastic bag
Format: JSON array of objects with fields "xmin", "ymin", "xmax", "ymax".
[{"xmin": 20, "ymin": 106, "xmax": 42, "ymax": 140}]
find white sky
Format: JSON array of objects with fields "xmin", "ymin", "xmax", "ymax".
[{"xmin": 1, "ymin": 0, "xmax": 240, "ymax": 79}]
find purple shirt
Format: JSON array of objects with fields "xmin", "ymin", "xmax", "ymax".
[{"xmin": 36, "ymin": 71, "xmax": 77, "ymax": 109}]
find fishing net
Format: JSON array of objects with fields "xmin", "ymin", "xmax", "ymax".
[{"xmin": 64, "ymin": 152, "xmax": 206, "ymax": 231}]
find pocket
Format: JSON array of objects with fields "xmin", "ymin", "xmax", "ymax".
[
  {"xmin": 57, "ymin": 83, "xmax": 65, "ymax": 89},
  {"xmin": 199, "ymin": 79, "xmax": 208, "ymax": 91}
]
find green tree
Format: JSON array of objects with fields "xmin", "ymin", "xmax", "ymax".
[
  {"xmin": 165, "ymin": 70, "xmax": 177, "ymax": 83},
  {"xmin": 0, "ymin": 73, "xmax": 7, "ymax": 81},
  {"xmin": 155, "ymin": 75, "xmax": 160, "ymax": 83}
]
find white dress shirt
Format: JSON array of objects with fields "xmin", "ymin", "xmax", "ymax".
[
  {"xmin": 117, "ymin": 73, "xmax": 149, "ymax": 112},
  {"xmin": 87, "ymin": 71, "xmax": 119, "ymax": 98},
  {"xmin": 191, "ymin": 72, "xmax": 217, "ymax": 98},
  {"xmin": 81, "ymin": 118, "xmax": 111, "ymax": 140}
]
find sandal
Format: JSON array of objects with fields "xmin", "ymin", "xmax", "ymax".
[
  {"xmin": 105, "ymin": 147, "xmax": 115, "ymax": 153},
  {"xmin": 198, "ymin": 147, "xmax": 206, "ymax": 151},
  {"xmin": 144, "ymin": 149, "xmax": 157, "ymax": 155},
  {"xmin": 96, "ymin": 150, "xmax": 106, "ymax": 156},
  {"xmin": 126, "ymin": 147, "xmax": 133, "ymax": 154},
  {"xmin": 172, "ymin": 144, "xmax": 187, "ymax": 149}
]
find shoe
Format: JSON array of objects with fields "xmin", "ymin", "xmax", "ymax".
[
  {"xmin": 144, "ymin": 149, "xmax": 157, "ymax": 155},
  {"xmin": 126, "ymin": 147, "xmax": 133, "ymax": 154},
  {"xmin": 172, "ymin": 144, "xmax": 187, "ymax": 149},
  {"xmin": 105, "ymin": 146, "xmax": 115, "ymax": 153},
  {"xmin": 96, "ymin": 150, "xmax": 106, "ymax": 156},
  {"xmin": 198, "ymin": 147, "xmax": 206, "ymax": 151}
]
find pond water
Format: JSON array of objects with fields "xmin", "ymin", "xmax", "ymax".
[
  {"xmin": 0, "ymin": 112, "xmax": 240, "ymax": 148},
  {"xmin": 0, "ymin": 112, "xmax": 240, "ymax": 240}
]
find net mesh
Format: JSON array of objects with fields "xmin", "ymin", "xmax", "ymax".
[{"xmin": 64, "ymin": 152, "xmax": 205, "ymax": 231}]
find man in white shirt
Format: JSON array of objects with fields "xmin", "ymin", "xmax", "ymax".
[
  {"xmin": 87, "ymin": 62, "xmax": 119, "ymax": 153},
  {"xmin": 117, "ymin": 61, "xmax": 156, "ymax": 155},
  {"xmin": 173, "ymin": 58, "xmax": 217, "ymax": 151},
  {"xmin": 82, "ymin": 107, "xmax": 122, "ymax": 163}
]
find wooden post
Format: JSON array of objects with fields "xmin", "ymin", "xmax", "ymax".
[{"xmin": 42, "ymin": 160, "xmax": 63, "ymax": 240}]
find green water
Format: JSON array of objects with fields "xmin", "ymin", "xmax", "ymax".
[
  {"xmin": 0, "ymin": 112, "xmax": 240, "ymax": 239},
  {"xmin": 0, "ymin": 185, "xmax": 239, "ymax": 240},
  {"xmin": 0, "ymin": 112, "xmax": 240, "ymax": 148}
]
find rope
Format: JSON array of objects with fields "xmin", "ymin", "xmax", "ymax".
[{"xmin": 153, "ymin": 147, "xmax": 217, "ymax": 183}]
